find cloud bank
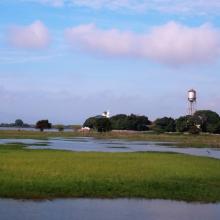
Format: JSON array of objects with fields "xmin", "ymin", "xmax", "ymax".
[
  {"xmin": 7, "ymin": 21, "xmax": 50, "ymax": 49},
  {"xmin": 65, "ymin": 22, "xmax": 220, "ymax": 66}
]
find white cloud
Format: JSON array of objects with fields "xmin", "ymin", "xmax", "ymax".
[
  {"xmin": 38, "ymin": 0, "xmax": 64, "ymax": 7},
  {"xmin": 65, "ymin": 23, "xmax": 135, "ymax": 56},
  {"xmin": 7, "ymin": 20, "xmax": 50, "ymax": 49},
  {"xmin": 140, "ymin": 22, "xmax": 220, "ymax": 65},
  {"xmin": 65, "ymin": 22, "xmax": 220, "ymax": 66},
  {"xmin": 19, "ymin": 0, "xmax": 64, "ymax": 7},
  {"xmin": 25, "ymin": 0, "xmax": 220, "ymax": 15}
]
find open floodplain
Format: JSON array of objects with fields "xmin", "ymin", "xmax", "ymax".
[{"xmin": 0, "ymin": 130, "xmax": 220, "ymax": 219}]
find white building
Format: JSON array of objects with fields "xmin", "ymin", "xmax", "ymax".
[
  {"xmin": 102, "ymin": 111, "xmax": 110, "ymax": 118},
  {"xmin": 80, "ymin": 127, "xmax": 91, "ymax": 131}
]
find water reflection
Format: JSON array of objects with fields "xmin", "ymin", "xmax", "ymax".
[
  {"xmin": 0, "ymin": 199, "xmax": 219, "ymax": 220},
  {"xmin": 0, "ymin": 137, "xmax": 219, "ymax": 159}
]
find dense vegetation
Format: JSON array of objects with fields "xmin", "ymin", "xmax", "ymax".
[
  {"xmin": 111, "ymin": 114, "xmax": 151, "ymax": 131},
  {"xmin": 0, "ymin": 144, "xmax": 219, "ymax": 202},
  {"xmin": 193, "ymin": 110, "xmax": 220, "ymax": 133},
  {"xmin": 83, "ymin": 114, "xmax": 151, "ymax": 132},
  {"xmin": 1, "ymin": 109, "xmax": 220, "ymax": 134},
  {"xmin": 176, "ymin": 110, "xmax": 220, "ymax": 134},
  {"xmin": 83, "ymin": 110, "xmax": 220, "ymax": 134},
  {"xmin": 153, "ymin": 117, "xmax": 176, "ymax": 133},
  {"xmin": 83, "ymin": 117, "xmax": 112, "ymax": 132}
]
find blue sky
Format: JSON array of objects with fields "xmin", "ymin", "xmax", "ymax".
[{"xmin": 1, "ymin": 0, "xmax": 220, "ymax": 124}]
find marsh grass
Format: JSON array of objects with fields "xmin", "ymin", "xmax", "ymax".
[{"xmin": 0, "ymin": 144, "xmax": 219, "ymax": 202}]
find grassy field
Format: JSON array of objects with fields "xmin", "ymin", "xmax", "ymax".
[
  {"xmin": 0, "ymin": 130, "xmax": 220, "ymax": 148},
  {"xmin": 0, "ymin": 144, "xmax": 220, "ymax": 202}
]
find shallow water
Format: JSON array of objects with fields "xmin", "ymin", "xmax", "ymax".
[
  {"xmin": 0, "ymin": 137, "xmax": 220, "ymax": 159},
  {"xmin": 0, "ymin": 198, "xmax": 219, "ymax": 220}
]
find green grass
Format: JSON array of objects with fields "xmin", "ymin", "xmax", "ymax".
[
  {"xmin": 0, "ymin": 130, "xmax": 220, "ymax": 148},
  {"xmin": 0, "ymin": 144, "xmax": 220, "ymax": 202}
]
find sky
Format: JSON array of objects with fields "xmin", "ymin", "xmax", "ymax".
[{"xmin": 1, "ymin": 0, "xmax": 220, "ymax": 124}]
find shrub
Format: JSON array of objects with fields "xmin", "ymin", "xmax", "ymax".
[
  {"xmin": 56, "ymin": 124, "xmax": 64, "ymax": 132},
  {"xmin": 188, "ymin": 125, "xmax": 200, "ymax": 135}
]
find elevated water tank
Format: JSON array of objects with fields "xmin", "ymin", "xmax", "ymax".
[{"xmin": 188, "ymin": 89, "xmax": 196, "ymax": 102}]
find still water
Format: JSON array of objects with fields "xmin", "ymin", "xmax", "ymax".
[
  {"xmin": 0, "ymin": 137, "xmax": 219, "ymax": 159},
  {"xmin": 0, "ymin": 198, "xmax": 219, "ymax": 220}
]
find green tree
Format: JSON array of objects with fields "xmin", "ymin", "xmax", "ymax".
[
  {"xmin": 194, "ymin": 110, "xmax": 220, "ymax": 133},
  {"xmin": 83, "ymin": 117, "xmax": 97, "ymax": 129},
  {"xmin": 176, "ymin": 115, "xmax": 191, "ymax": 132},
  {"xmin": 211, "ymin": 121, "xmax": 220, "ymax": 134},
  {"xmin": 153, "ymin": 117, "xmax": 176, "ymax": 133},
  {"xmin": 36, "ymin": 120, "xmax": 52, "ymax": 132},
  {"xmin": 110, "ymin": 114, "xmax": 128, "ymax": 130},
  {"xmin": 110, "ymin": 114, "xmax": 151, "ymax": 131},
  {"xmin": 95, "ymin": 118, "xmax": 112, "ymax": 132},
  {"xmin": 15, "ymin": 119, "xmax": 24, "ymax": 127},
  {"xmin": 83, "ymin": 116, "xmax": 112, "ymax": 132},
  {"xmin": 176, "ymin": 115, "xmax": 200, "ymax": 134}
]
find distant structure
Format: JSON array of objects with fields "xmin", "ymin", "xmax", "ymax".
[
  {"xmin": 102, "ymin": 110, "xmax": 110, "ymax": 118},
  {"xmin": 188, "ymin": 89, "xmax": 197, "ymax": 115},
  {"xmin": 80, "ymin": 126, "xmax": 90, "ymax": 132}
]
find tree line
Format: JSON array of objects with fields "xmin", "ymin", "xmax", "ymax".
[
  {"xmin": 83, "ymin": 110, "xmax": 220, "ymax": 134},
  {"xmin": 0, "ymin": 119, "xmax": 80, "ymax": 132},
  {"xmin": 2, "ymin": 109, "xmax": 220, "ymax": 134}
]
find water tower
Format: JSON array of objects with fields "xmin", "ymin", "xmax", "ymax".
[{"xmin": 188, "ymin": 89, "xmax": 197, "ymax": 115}]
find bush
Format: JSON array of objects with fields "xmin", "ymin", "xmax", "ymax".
[
  {"xmin": 188, "ymin": 125, "xmax": 200, "ymax": 135},
  {"xmin": 55, "ymin": 124, "xmax": 64, "ymax": 132},
  {"xmin": 71, "ymin": 125, "xmax": 82, "ymax": 130}
]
